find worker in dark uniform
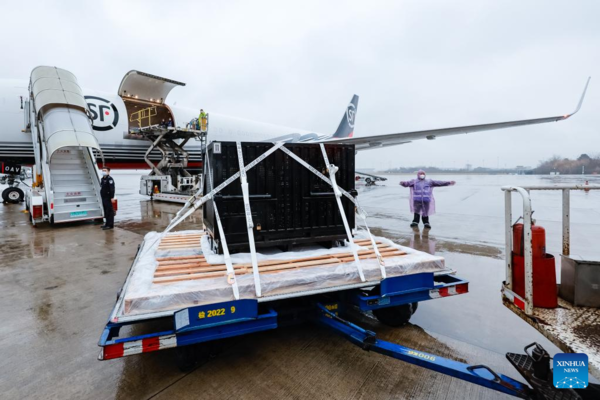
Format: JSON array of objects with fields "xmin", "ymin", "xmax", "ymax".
[{"xmin": 100, "ymin": 167, "xmax": 115, "ymax": 230}]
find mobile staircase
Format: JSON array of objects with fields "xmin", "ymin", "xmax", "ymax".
[{"xmin": 24, "ymin": 66, "xmax": 104, "ymax": 225}]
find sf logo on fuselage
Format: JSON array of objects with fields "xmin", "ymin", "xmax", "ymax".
[
  {"xmin": 346, "ymin": 103, "xmax": 356, "ymax": 129},
  {"xmin": 85, "ymin": 96, "xmax": 119, "ymax": 131}
]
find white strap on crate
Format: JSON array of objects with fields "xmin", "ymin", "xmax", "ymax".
[
  {"xmin": 319, "ymin": 144, "xmax": 365, "ymax": 282},
  {"xmin": 236, "ymin": 142, "xmax": 262, "ymax": 297},
  {"xmin": 281, "ymin": 144, "xmax": 384, "ymax": 278},
  {"xmin": 354, "ymin": 198, "xmax": 386, "ymax": 279},
  {"xmin": 165, "ymin": 142, "xmax": 285, "ymax": 233},
  {"xmin": 278, "ymin": 146, "xmax": 360, "ymax": 209},
  {"xmin": 213, "ymin": 204, "xmax": 241, "ymax": 298},
  {"xmin": 205, "ymin": 155, "xmax": 240, "ymax": 300},
  {"xmin": 163, "ymin": 141, "xmax": 387, "ymax": 299}
]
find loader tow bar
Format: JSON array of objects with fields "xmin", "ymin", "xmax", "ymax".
[{"xmin": 315, "ymin": 303, "xmax": 535, "ymax": 399}]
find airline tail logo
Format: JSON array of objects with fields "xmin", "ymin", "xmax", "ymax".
[
  {"xmin": 346, "ymin": 103, "xmax": 356, "ymax": 129},
  {"xmin": 85, "ymin": 96, "xmax": 120, "ymax": 131}
]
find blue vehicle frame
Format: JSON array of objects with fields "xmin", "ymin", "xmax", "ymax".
[
  {"xmin": 99, "ymin": 272, "xmax": 467, "ymax": 360},
  {"xmin": 98, "ymin": 270, "xmax": 595, "ymax": 399}
]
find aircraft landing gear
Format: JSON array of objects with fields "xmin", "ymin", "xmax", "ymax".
[
  {"xmin": 2, "ymin": 187, "xmax": 24, "ymax": 203},
  {"xmin": 1, "ymin": 170, "xmax": 29, "ymax": 204}
]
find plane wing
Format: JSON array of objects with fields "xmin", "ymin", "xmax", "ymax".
[{"xmin": 327, "ymin": 77, "xmax": 590, "ymax": 151}]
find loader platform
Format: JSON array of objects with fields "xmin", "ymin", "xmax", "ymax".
[{"xmin": 502, "ymin": 292, "xmax": 600, "ymax": 379}]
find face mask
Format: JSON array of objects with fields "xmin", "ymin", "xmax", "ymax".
[
  {"xmin": 419, "ymin": 174, "xmax": 425, "ymax": 180},
  {"xmin": 102, "ymin": 171, "xmax": 108, "ymax": 176}
]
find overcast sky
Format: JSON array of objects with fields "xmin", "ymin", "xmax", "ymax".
[{"xmin": 1, "ymin": 1, "xmax": 598, "ymax": 169}]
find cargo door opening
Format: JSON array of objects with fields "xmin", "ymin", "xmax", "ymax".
[
  {"xmin": 117, "ymin": 70, "xmax": 186, "ymax": 132},
  {"xmin": 121, "ymin": 98, "xmax": 176, "ymax": 131}
]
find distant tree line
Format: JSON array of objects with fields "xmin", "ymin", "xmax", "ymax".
[
  {"xmin": 384, "ymin": 165, "xmax": 520, "ymax": 174},
  {"xmin": 383, "ymin": 154, "xmax": 600, "ymax": 175},
  {"xmin": 533, "ymin": 154, "xmax": 600, "ymax": 175}
]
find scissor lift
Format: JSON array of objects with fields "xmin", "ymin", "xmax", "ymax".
[
  {"xmin": 137, "ymin": 123, "xmax": 207, "ymax": 204},
  {"xmin": 115, "ymin": 70, "xmax": 208, "ymax": 204}
]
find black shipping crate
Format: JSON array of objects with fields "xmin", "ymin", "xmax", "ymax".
[{"xmin": 203, "ymin": 141, "xmax": 356, "ymax": 254}]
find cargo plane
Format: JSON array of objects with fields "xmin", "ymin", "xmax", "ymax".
[
  {"xmin": 0, "ymin": 69, "xmax": 591, "ymax": 203},
  {"xmin": 1, "ymin": 70, "xmax": 591, "ymax": 167}
]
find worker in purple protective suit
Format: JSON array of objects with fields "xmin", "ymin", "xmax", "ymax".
[{"xmin": 400, "ymin": 170, "xmax": 455, "ymax": 229}]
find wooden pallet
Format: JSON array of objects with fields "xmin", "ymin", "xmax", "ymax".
[
  {"xmin": 152, "ymin": 238, "xmax": 406, "ymax": 285},
  {"xmin": 156, "ymin": 232, "xmax": 204, "ymax": 251}
]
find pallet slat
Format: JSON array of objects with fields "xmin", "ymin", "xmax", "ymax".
[
  {"xmin": 153, "ymin": 258, "xmax": 343, "ymax": 284},
  {"xmin": 153, "ymin": 248, "xmax": 406, "ymax": 284},
  {"xmin": 156, "ymin": 255, "xmax": 205, "ymax": 262},
  {"xmin": 157, "ymin": 256, "xmax": 345, "ymax": 278},
  {"xmin": 152, "ymin": 234, "xmax": 406, "ymax": 285},
  {"xmin": 155, "ymin": 244, "xmax": 392, "ymax": 271},
  {"xmin": 160, "ymin": 237, "xmax": 203, "ymax": 241},
  {"xmin": 158, "ymin": 258, "xmax": 207, "ymax": 266}
]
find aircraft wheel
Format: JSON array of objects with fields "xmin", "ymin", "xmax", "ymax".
[
  {"xmin": 2, "ymin": 187, "xmax": 24, "ymax": 203},
  {"xmin": 373, "ymin": 303, "xmax": 415, "ymax": 327},
  {"xmin": 365, "ymin": 178, "xmax": 372, "ymax": 185}
]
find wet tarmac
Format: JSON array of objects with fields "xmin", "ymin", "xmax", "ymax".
[
  {"xmin": 363, "ymin": 173, "xmax": 600, "ymax": 356},
  {"xmin": 0, "ymin": 172, "xmax": 598, "ymax": 399}
]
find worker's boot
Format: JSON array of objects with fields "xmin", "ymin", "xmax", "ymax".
[{"xmin": 423, "ymin": 217, "xmax": 431, "ymax": 229}]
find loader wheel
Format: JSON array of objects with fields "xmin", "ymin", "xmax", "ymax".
[
  {"xmin": 175, "ymin": 343, "xmax": 221, "ymax": 372},
  {"xmin": 176, "ymin": 346, "xmax": 200, "ymax": 372},
  {"xmin": 2, "ymin": 187, "xmax": 24, "ymax": 203},
  {"xmin": 373, "ymin": 303, "xmax": 415, "ymax": 327},
  {"xmin": 411, "ymin": 302, "xmax": 419, "ymax": 314}
]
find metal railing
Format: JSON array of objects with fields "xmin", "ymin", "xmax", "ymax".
[
  {"xmin": 501, "ymin": 184, "xmax": 600, "ymax": 315},
  {"xmin": 130, "ymin": 106, "xmax": 157, "ymax": 128}
]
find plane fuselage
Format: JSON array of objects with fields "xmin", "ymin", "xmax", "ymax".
[{"xmin": 0, "ymin": 79, "xmax": 317, "ymax": 169}]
